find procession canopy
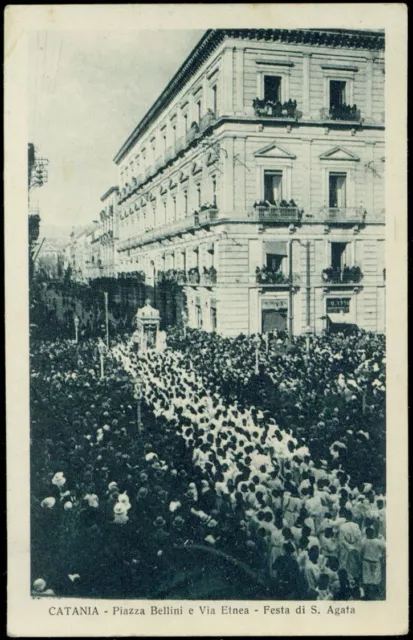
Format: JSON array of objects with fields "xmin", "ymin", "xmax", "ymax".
[{"xmin": 135, "ymin": 299, "xmax": 160, "ymax": 349}]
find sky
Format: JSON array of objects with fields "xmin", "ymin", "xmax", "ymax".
[{"xmin": 28, "ymin": 29, "xmax": 203, "ymax": 237}]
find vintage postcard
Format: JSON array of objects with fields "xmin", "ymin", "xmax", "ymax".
[{"xmin": 5, "ymin": 3, "xmax": 408, "ymax": 637}]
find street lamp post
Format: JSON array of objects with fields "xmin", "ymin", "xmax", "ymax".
[
  {"xmin": 182, "ymin": 309, "xmax": 188, "ymax": 338},
  {"xmin": 104, "ymin": 291, "xmax": 109, "ymax": 348},
  {"xmin": 74, "ymin": 314, "xmax": 79, "ymax": 344},
  {"xmin": 305, "ymin": 324, "xmax": 312, "ymax": 361},
  {"xmin": 252, "ymin": 335, "xmax": 261, "ymax": 374},
  {"xmin": 135, "ymin": 378, "xmax": 143, "ymax": 435},
  {"xmin": 97, "ymin": 339, "xmax": 108, "ymax": 379}
]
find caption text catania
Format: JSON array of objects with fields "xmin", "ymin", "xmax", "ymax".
[{"xmin": 48, "ymin": 605, "xmax": 356, "ymax": 617}]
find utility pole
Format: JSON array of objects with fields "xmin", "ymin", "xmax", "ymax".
[{"xmin": 104, "ymin": 291, "xmax": 109, "ymax": 348}]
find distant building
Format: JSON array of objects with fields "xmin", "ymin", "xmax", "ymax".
[
  {"xmin": 98, "ymin": 186, "xmax": 119, "ymax": 277},
  {"xmin": 109, "ymin": 29, "xmax": 384, "ymax": 336},
  {"xmin": 65, "ymin": 222, "xmax": 100, "ymax": 282}
]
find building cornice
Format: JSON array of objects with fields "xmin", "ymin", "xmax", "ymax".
[
  {"xmin": 113, "ymin": 28, "xmax": 385, "ymax": 165},
  {"xmin": 100, "ymin": 185, "xmax": 119, "ymax": 202}
]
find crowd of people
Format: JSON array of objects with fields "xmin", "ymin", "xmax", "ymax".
[
  {"xmin": 166, "ymin": 328, "xmax": 386, "ymax": 490},
  {"xmin": 30, "ymin": 317, "xmax": 386, "ymax": 601}
]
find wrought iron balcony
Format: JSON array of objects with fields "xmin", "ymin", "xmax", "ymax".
[
  {"xmin": 320, "ymin": 105, "xmax": 362, "ymax": 122},
  {"xmin": 255, "ymin": 268, "xmax": 289, "ymax": 285},
  {"xmin": 321, "ymin": 207, "xmax": 366, "ymax": 224},
  {"xmin": 321, "ymin": 266, "xmax": 363, "ymax": 285},
  {"xmin": 253, "ymin": 98, "xmax": 302, "ymax": 120},
  {"xmin": 249, "ymin": 204, "xmax": 302, "ymax": 223}
]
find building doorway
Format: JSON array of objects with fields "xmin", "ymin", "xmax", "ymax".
[{"xmin": 262, "ymin": 308, "xmax": 287, "ymax": 332}]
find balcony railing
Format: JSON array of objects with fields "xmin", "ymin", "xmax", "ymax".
[
  {"xmin": 201, "ymin": 267, "xmax": 217, "ymax": 285},
  {"xmin": 187, "ymin": 123, "xmax": 200, "ymax": 144},
  {"xmin": 321, "ymin": 207, "xmax": 366, "ymax": 224},
  {"xmin": 321, "ymin": 266, "xmax": 363, "ymax": 285},
  {"xmin": 116, "ymin": 213, "xmax": 200, "ymax": 251},
  {"xmin": 199, "ymin": 110, "xmax": 216, "ymax": 131},
  {"xmin": 249, "ymin": 204, "xmax": 302, "ymax": 224},
  {"xmin": 320, "ymin": 105, "xmax": 362, "ymax": 122},
  {"xmin": 198, "ymin": 206, "xmax": 219, "ymax": 225},
  {"xmin": 253, "ymin": 98, "xmax": 302, "ymax": 120},
  {"xmin": 255, "ymin": 268, "xmax": 290, "ymax": 285}
]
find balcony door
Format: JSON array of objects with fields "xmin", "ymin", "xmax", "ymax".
[
  {"xmin": 264, "ymin": 75, "xmax": 281, "ymax": 103},
  {"xmin": 331, "ymin": 242, "xmax": 348, "ymax": 271},
  {"xmin": 330, "ymin": 80, "xmax": 346, "ymax": 109},
  {"xmin": 264, "ymin": 171, "xmax": 283, "ymax": 204},
  {"xmin": 329, "ymin": 172, "xmax": 347, "ymax": 208}
]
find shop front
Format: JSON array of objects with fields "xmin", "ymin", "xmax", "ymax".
[
  {"xmin": 325, "ymin": 296, "xmax": 357, "ymax": 334},
  {"xmin": 261, "ymin": 296, "xmax": 288, "ymax": 333}
]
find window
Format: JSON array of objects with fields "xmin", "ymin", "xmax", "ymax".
[
  {"xmin": 330, "ymin": 80, "xmax": 347, "ymax": 109},
  {"xmin": 212, "ymin": 85, "xmax": 218, "ymax": 114},
  {"xmin": 172, "ymin": 124, "xmax": 176, "ymax": 145},
  {"xmin": 196, "ymin": 183, "xmax": 202, "ymax": 208},
  {"xmin": 211, "ymin": 175, "xmax": 217, "ymax": 206},
  {"xmin": 264, "ymin": 171, "xmax": 283, "ymax": 204},
  {"xmin": 183, "ymin": 113, "xmax": 188, "ymax": 133},
  {"xmin": 331, "ymin": 242, "xmax": 348, "ymax": 271},
  {"xmin": 264, "ymin": 75, "xmax": 281, "ymax": 102},
  {"xmin": 172, "ymin": 196, "xmax": 177, "ymax": 220},
  {"xmin": 329, "ymin": 172, "xmax": 347, "ymax": 208},
  {"xmin": 197, "ymin": 100, "xmax": 202, "ymax": 124},
  {"xmin": 163, "ymin": 133, "xmax": 167, "ymax": 152}
]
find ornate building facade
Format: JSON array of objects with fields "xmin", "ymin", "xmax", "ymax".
[
  {"xmin": 98, "ymin": 186, "xmax": 119, "ymax": 278},
  {"xmin": 112, "ymin": 28, "xmax": 385, "ymax": 336}
]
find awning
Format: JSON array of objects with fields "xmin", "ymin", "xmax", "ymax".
[
  {"xmin": 327, "ymin": 313, "xmax": 351, "ymax": 324},
  {"xmin": 264, "ymin": 241, "xmax": 288, "ymax": 256}
]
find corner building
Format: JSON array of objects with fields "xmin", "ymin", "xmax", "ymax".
[{"xmin": 114, "ymin": 29, "xmax": 385, "ymax": 337}]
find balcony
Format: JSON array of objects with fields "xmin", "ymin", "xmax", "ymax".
[
  {"xmin": 199, "ymin": 109, "xmax": 216, "ymax": 131},
  {"xmin": 255, "ymin": 267, "xmax": 290, "ymax": 285},
  {"xmin": 253, "ymin": 98, "xmax": 302, "ymax": 120},
  {"xmin": 321, "ymin": 207, "xmax": 366, "ymax": 225},
  {"xmin": 198, "ymin": 206, "xmax": 219, "ymax": 225},
  {"xmin": 187, "ymin": 122, "xmax": 200, "ymax": 144},
  {"xmin": 201, "ymin": 266, "xmax": 217, "ymax": 286},
  {"xmin": 320, "ymin": 104, "xmax": 362, "ymax": 123},
  {"xmin": 187, "ymin": 267, "xmax": 200, "ymax": 285},
  {"xmin": 116, "ymin": 213, "xmax": 200, "ymax": 251},
  {"xmin": 249, "ymin": 202, "xmax": 302, "ymax": 224},
  {"xmin": 321, "ymin": 266, "xmax": 363, "ymax": 285}
]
